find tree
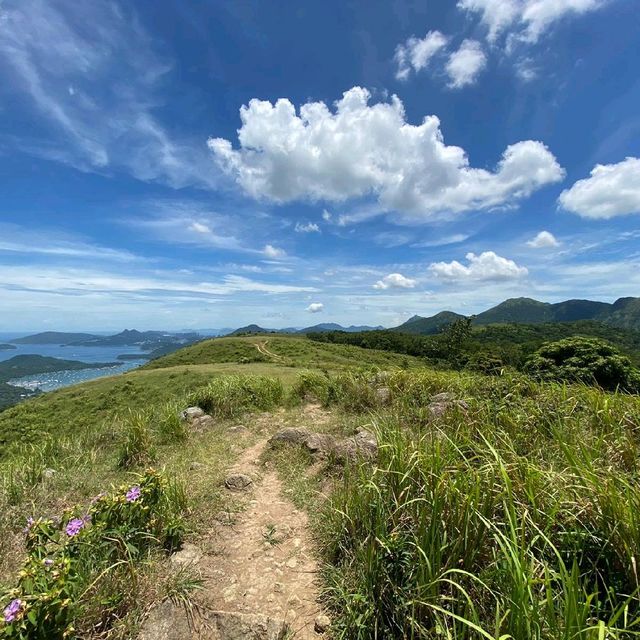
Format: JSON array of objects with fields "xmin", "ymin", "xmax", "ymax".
[{"xmin": 524, "ymin": 336, "xmax": 639, "ymax": 392}]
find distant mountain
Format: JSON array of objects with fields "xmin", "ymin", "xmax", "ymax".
[
  {"xmin": 0, "ymin": 344, "xmax": 17, "ymax": 350},
  {"xmin": 73, "ymin": 330, "xmax": 200, "ymax": 349},
  {"xmin": 0, "ymin": 355, "xmax": 118, "ymax": 383},
  {"xmin": 392, "ymin": 297, "xmax": 640, "ymax": 334},
  {"xmin": 230, "ymin": 325, "xmax": 276, "ymax": 336},
  {"xmin": 299, "ymin": 323, "xmax": 384, "ymax": 333},
  {"xmin": 392, "ymin": 311, "xmax": 466, "ymax": 335},
  {"xmin": 12, "ymin": 331, "xmax": 100, "ymax": 345}
]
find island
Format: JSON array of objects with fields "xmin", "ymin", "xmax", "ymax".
[
  {"xmin": 0, "ymin": 344, "xmax": 17, "ymax": 350},
  {"xmin": 0, "ymin": 355, "xmax": 119, "ymax": 383}
]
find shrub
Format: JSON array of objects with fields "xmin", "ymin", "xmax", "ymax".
[
  {"xmin": 524, "ymin": 336, "xmax": 639, "ymax": 391},
  {"xmin": 188, "ymin": 375, "xmax": 284, "ymax": 418},
  {"xmin": 156, "ymin": 401, "xmax": 188, "ymax": 444},
  {"xmin": 0, "ymin": 469, "xmax": 185, "ymax": 639}
]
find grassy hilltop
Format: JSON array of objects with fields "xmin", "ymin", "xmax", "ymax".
[{"xmin": 1, "ymin": 334, "xmax": 639, "ymax": 638}]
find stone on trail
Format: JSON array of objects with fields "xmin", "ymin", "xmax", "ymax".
[
  {"xmin": 170, "ymin": 542, "xmax": 203, "ymax": 568},
  {"xmin": 139, "ymin": 600, "xmax": 289, "ymax": 640},
  {"xmin": 314, "ymin": 614, "xmax": 331, "ymax": 634},
  {"xmin": 225, "ymin": 473, "xmax": 253, "ymax": 491}
]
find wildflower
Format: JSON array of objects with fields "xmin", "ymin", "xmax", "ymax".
[
  {"xmin": 125, "ymin": 485, "xmax": 141, "ymax": 502},
  {"xmin": 3, "ymin": 599, "xmax": 22, "ymax": 623},
  {"xmin": 43, "ymin": 558, "xmax": 54, "ymax": 567},
  {"xmin": 23, "ymin": 517, "xmax": 35, "ymax": 534},
  {"xmin": 65, "ymin": 518, "xmax": 85, "ymax": 537}
]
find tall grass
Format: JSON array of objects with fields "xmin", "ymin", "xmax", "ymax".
[
  {"xmin": 316, "ymin": 370, "xmax": 640, "ymax": 639},
  {"xmin": 188, "ymin": 374, "xmax": 284, "ymax": 418}
]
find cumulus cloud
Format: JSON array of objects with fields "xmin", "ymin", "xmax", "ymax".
[
  {"xmin": 263, "ymin": 244, "xmax": 286, "ymax": 258},
  {"xmin": 306, "ymin": 302, "xmax": 324, "ymax": 313},
  {"xmin": 395, "ymin": 30, "xmax": 449, "ymax": 80},
  {"xmin": 373, "ymin": 273, "xmax": 417, "ymax": 290},
  {"xmin": 429, "ymin": 251, "xmax": 528, "ymax": 281},
  {"xmin": 558, "ymin": 157, "xmax": 640, "ymax": 219},
  {"xmin": 527, "ymin": 230, "xmax": 560, "ymax": 248},
  {"xmin": 209, "ymin": 87, "xmax": 564, "ymax": 221},
  {"xmin": 445, "ymin": 40, "xmax": 487, "ymax": 88},
  {"xmin": 458, "ymin": 0, "xmax": 606, "ymax": 44},
  {"xmin": 294, "ymin": 221, "xmax": 320, "ymax": 233}
]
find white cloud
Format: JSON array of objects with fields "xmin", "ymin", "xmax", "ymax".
[
  {"xmin": 263, "ymin": 244, "xmax": 286, "ymax": 258},
  {"xmin": 458, "ymin": 0, "xmax": 606, "ymax": 44},
  {"xmin": 373, "ymin": 273, "xmax": 417, "ymax": 290},
  {"xmin": 445, "ymin": 40, "xmax": 487, "ymax": 88},
  {"xmin": 394, "ymin": 30, "xmax": 449, "ymax": 80},
  {"xmin": 429, "ymin": 251, "xmax": 528, "ymax": 281},
  {"xmin": 209, "ymin": 87, "xmax": 564, "ymax": 221},
  {"xmin": 0, "ymin": 1, "xmax": 215, "ymax": 188},
  {"xmin": 412, "ymin": 233, "xmax": 470, "ymax": 248},
  {"xmin": 294, "ymin": 221, "xmax": 320, "ymax": 233},
  {"xmin": 306, "ymin": 302, "xmax": 324, "ymax": 313},
  {"xmin": 527, "ymin": 230, "xmax": 560, "ymax": 248},
  {"xmin": 559, "ymin": 157, "xmax": 640, "ymax": 219},
  {"xmin": 322, "ymin": 210, "xmax": 332, "ymax": 221},
  {"xmin": 189, "ymin": 222, "xmax": 212, "ymax": 234}
]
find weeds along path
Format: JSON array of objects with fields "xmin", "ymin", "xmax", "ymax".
[{"xmin": 254, "ymin": 340, "xmax": 285, "ymax": 362}]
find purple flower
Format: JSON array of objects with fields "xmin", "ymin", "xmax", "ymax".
[
  {"xmin": 43, "ymin": 558, "xmax": 54, "ymax": 567},
  {"xmin": 125, "ymin": 485, "xmax": 141, "ymax": 502},
  {"xmin": 3, "ymin": 599, "xmax": 22, "ymax": 623},
  {"xmin": 65, "ymin": 518, "xmax": 85, "ymax": 537},
  {"xmin": 23, "ymin": 517, "xmax": 35, "ymax": 534}
]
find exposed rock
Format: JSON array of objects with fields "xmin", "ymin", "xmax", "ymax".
[
  {"xmin": 375, "ymin": 386, "xmax": 391, "ymax": 404},
  {"xmin": 170, "ymin": 542, "xmax": 203, "ymax": 568},
  {"xmin": 427, "ymin": 393, "xmax": 469, "ymax": 419},
  {"xmin": 138, "ymin": 601, "xmax": 289, "ymax": 640},
  {"xmin": 180, "ymin": 406, "xmax": 205, "ymax": 421},
  {"xmin": 191, "ymin": 414, "xmax": 216, "ymax": 431},
  {"xmin": 314, "ymin": 614, "xmax": 331, "ymax": 634},
  {"xmin": 268, "ymin": 428, "xmax": 311, "ymax": 446},
  {"xmin": 269, "ymin": 427, "xmax": 377, "ymax": 464},
  {"xmin": 225, "ymin": 473, "xmax": 253, "ymax": 491},
  {"xmin": 332, "ymin": 428, "xmax": 377, "ymax": 463}
]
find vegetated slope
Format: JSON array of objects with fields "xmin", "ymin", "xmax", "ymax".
[
  {"xmin": 392, "ymin": 311, "xmax": 465, "ymax": 335},
  {"xmin": 393, "ymin": 296, "xmax": 640, "ymax": 333},
  {"xmin": 11, "ymin": 331, "xmax": 100, "ymax": 344},
  {"xmin": 144, "ymin": 335, "xmax": 418, "ymax": 371}
]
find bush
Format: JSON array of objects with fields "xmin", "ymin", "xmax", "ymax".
[
  {"xmin": 0, "ymin": 469, "xmax": 185, "ymax": 639},
  {"xmin": 188, "ymin": 375, "xmax": 284, "ymax": 418},
  {"xmin": 524, "ymin": 336, "xmax": 639, "ymax": 391}
]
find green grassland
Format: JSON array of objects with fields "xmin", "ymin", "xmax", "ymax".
[{"xmin": 1, "ymin": 335, "xmax": 640, "ymax": 638}]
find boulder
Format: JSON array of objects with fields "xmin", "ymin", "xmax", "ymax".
[
  {"xmin": 180, "ymin": 406, "xmax": 205, "ymax": 421},
  {"xmin": 191, "ymin": 414, "xmax": 216, "ymax": 431},
  {"xmin": 427, "ymin": 393, "xmax": 469, "ymax": 419},
  {"xmin": 375, "ymin": 386, "xmax": 391, "ymax": 404},
  {"xmin": 332, "ymin": 428, "xmax": 377, "ymax": 463},
  {"xmin": 268, "ymin": 428, "xmax": 311, "ymax": 446},
  {"xmin": 225, "ymin": 473, "xmax": 253, "ymax": 491}
]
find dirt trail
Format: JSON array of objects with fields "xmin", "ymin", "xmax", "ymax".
[
  {"xmin": 197, "ymin": 439, "xmax": 321, "ymax": 638},
  {"xmin": 254, "ymin": 340, "xmax": 285, "ymax": 362}
]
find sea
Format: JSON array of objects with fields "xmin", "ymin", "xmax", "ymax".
[{"xmin": 0, "ymin": 332, "xmax": 148, "ymax": 392}]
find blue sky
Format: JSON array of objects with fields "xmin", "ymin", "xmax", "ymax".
[{"xmin": 0, "ymin": 0, "xmax": 639, "ymax": 331}]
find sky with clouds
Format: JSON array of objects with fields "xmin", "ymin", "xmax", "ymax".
[{"xmin": 0, "ymin": 0, "xmax": 639, "ymax": 331}]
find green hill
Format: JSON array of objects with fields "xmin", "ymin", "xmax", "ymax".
[
  {"xmin": 392, "ymin": 311, "xmax": 466, "ymax": 335},
  {"xmin": 11, "ymin": 331, "xmax": 100, "ymax": 344}
]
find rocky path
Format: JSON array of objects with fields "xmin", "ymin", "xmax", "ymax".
[{"xmin": 140, "ymin": 433, "xmax": 326, "ymax": 640}]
